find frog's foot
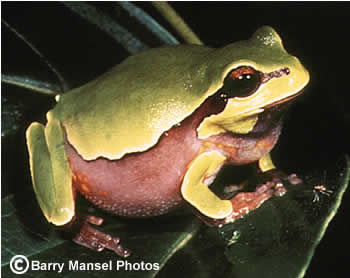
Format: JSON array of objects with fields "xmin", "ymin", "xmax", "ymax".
[
  {"xmin": 259, "ymin": 169, "xmax": 303, "ymax": 185},
  {"xmin": 196, "ymin": 179, "xmax": 287, "ymax": 227},
  {"xmin": 73, "ymin": 216, "xmax": 131, "ymax": 257}
]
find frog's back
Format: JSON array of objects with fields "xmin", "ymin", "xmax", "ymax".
[
  {"xmin": 53, "ymin": 44, "xmax": 219, "ymax": 161},
  {"xmin": 53, "ymin": 26, "xmax": 303, "ymax": 161}
]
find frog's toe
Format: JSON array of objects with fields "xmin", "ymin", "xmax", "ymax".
[
  {"xmin": 218, "ymin": 185, "xmax": 276, "ymax": 225},
  {"xmin": 286, "ymin": 173, "xmax": 303, "ymax": 185},
  {"xmin": 259, "ymin": 169, "xmax": 303, "ymax": 185},
  {"xmin": 73, "ymin": 216, "xmax": 131, "ymax": 258}
]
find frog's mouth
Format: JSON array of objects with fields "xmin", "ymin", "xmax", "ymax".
[
  {"xmin": 263, "ymin": 88, "xmax": 304, "ymax": 110},
  {"xmin": 251, "ymin": 88, "xmax": 304, "ymax": 135}
]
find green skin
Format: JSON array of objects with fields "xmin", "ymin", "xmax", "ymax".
[{"xmin": 26, "ymin": 26, "xmax": 309, "ymax": 256}]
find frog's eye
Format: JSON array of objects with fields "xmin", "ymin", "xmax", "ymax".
[{"xmin": 221, "ymin": 66, "xmax": 261, "ymax": 99}]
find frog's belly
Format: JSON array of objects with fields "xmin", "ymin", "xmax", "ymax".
[
  {"xmin": 64, "ymin": 124, "xmax": 202, "ymax": 217},
  {"xmin": 64, "ymin": 122, "xmax": 279, "ymax": 218}
]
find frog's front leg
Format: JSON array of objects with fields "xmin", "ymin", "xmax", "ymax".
[
  {"xmin": 181, "ymin": 151, "xmax": 233, "ymax": 220},
  {"xmin": 26, "ymin": 112, "xmax": 130, "ymax": 257},
  {"xmin": 182, "ymin": 151, "xmax": 288, "ymax": 227},
  {"xmin": 206, "ymin": 153, "xmax": 302, "ymax": 226}
]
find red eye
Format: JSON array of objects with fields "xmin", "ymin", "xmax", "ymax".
[{"xmin": 221, "ymin": 66, "xmax": 261, "ymax": 98}]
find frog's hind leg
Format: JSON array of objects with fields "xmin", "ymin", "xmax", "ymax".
[
  {"xmin": 26, "ymin": 113, "xmax": 75, "ymax": 226},
  {"xmin": 27, "ymin": 112, "xmax": 130, "ymax": 257}
]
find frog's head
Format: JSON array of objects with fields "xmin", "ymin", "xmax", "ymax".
[{"xmin": 197, "ymin": 26, "xmax": 310, "ymax": 138}]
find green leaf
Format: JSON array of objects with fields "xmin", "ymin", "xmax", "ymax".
[
  {"xmin": 1, "ymin": 195, "xmax": 65, "ymax": 266},
  {"xmin": 1, "ymin": 193, "xmax": 201, "ymax": 277},
  {"xmin": 220, "ymin": 155, "xmax": 350, "ymax": 278},
  {"xmin": 155, "ymin": 156, "xmax": 350, "ymax": 278}
]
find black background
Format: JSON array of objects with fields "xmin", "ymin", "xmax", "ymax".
[{"xmin": 2, "ymin": 2, "xmax": 350, "ymax": 278}]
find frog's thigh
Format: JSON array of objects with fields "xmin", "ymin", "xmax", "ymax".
[
  {"xmin": 181, "ymin": 151, "xmax": 232, "ymax": 219},
  {"xmin": 26, "ymin": 112, "xmax": 74, "ymax": 226}
]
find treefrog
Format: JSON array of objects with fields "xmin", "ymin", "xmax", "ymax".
[{"xmin": 26, "ymin": 26, "xmax": 309, "ymax": 257}]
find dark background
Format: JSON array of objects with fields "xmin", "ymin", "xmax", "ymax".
[{"xmin": 2, "ymin": 2, "xmax": 350, "ymax": 278}]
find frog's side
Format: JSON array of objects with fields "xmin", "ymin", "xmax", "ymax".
[{"xmin": 65, "ymin": 91, "xmax": 282, "ymax": 218}]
